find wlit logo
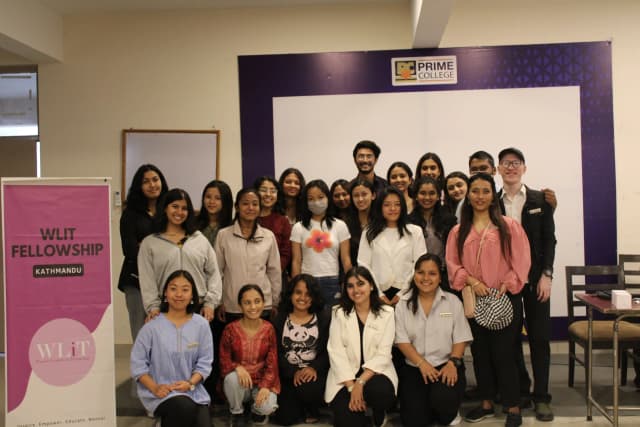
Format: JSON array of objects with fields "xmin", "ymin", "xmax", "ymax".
[{"xmin": 28, "ymin": 318, "xmax": 96, "ymax": 386}]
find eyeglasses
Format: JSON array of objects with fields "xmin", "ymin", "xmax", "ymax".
[
  {"xmin": 259, "ymin": 187, "xmax": 278, "ymax": 194},
  {"xmin": 500, "ymin": 160, "xmax": 522, "ymax": 169}
]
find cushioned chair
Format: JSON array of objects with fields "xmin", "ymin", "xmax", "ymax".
[
  {"xmin": 618, "ymin": 254, "xmax": 640, "ymax": 386},
  {"xmin": 565, "ymin": 265, "xmax": 640, "ymax": 388}
]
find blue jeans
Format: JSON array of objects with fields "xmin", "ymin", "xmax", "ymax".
[{"xmin": 316, "ymin": 276, "xmax": 341, "ymax": 307}]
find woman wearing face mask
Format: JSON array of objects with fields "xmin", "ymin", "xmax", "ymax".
[
  {"xmin": 291, "ymin": 179, "xmax": 352, "ymax": 305},
  {"xmin": 254, "ymin": 176, "xmax": 292, "ymax": 275}
]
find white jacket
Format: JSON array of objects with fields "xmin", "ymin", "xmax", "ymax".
[{"xmin": 325, "ymin": 305, "xmax": 398, "ymax": 402}]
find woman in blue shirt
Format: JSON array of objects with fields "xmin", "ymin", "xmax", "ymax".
[{"xmin": 131, "ymin": 270, "xmax": 214, "ymax": 427}]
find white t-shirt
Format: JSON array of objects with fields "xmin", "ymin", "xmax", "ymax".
[{"xmin": 291, "ymin": 218, "xmax": 350, "ymax": 277}]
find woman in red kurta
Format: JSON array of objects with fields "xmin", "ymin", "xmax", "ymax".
[
  {"xmin": 446, "ymin": 173, "xmax": 530, "ymax": 427},
  {"xmin": 220, "ymin": 285, "xmax": 280, "ymax": 426}
]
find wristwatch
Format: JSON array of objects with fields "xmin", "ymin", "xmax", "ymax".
[
  {"xmin": 356, "ymin": 377, "xmax": 367, "ymax": 386},
  {"xmin": 542, "ymin": 268, "xmax": 553, "ymax": 279},
  {"xmin": 188, "ymin": 380, "xmax": 196, "ymax": 391},
  {"xmin": 449, "ymin": 357, "xmax": 463, "ymax": 368}
]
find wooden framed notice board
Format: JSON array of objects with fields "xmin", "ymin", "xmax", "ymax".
[{"xmin": 122, "ymin": 129, "xmax": 219, "ymax": 203}]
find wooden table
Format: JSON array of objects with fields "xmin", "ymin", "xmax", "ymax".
[{"xmin": 575, "ymin": 293, "xmax": 640, "ymax": 426}]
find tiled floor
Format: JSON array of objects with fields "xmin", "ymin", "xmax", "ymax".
[{"xmin": 3, "ymin": 346, "xmax": 640, "ymax": 426}]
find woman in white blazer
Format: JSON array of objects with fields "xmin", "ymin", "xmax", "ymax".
[
  {"xmin": 358, "ymin": 187, "xmax": 426, "ymax": 306},
  {"xmin": 325, "ymin": 266, "xmax": 397, "ymax": 427}
]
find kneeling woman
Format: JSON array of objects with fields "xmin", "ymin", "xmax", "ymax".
[
  {"xmin": 326, "ymin": 266, "xmax": 397, "ymax": 427},
  {"xmin": 130, "ymin": 270, "xmax": 213, "ymax": 427},
  {"xmin": 219, "ymin": 285, "xmax": 280, "ymax": 425},
  {"xmin": 273, "ymin": 274, "xmax": 330, "ymax": 425},
  {"xmin": 395, "ymin": 254, "xmax": 472, "ymax": 426}
]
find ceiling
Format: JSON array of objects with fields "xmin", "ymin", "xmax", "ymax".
[{"xmin": 39, "ymin": 0, "xmax": 404, "ymax": 15}]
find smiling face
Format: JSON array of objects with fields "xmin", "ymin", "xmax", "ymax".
[
  {"xmin": 354, "ymin": 148, "xmax": 377, "ymax": 174},
  {"xmin": 237, "ymin": 191, "xmax": 260, "ymax": 222},
  {"xmin": 165, "ymin": 198, "xmax": 189, "ymax": 227},
  {"xmin": 204, "ymin": 187, "xmax": 222, "ymax": 217},
  {"xmin": 497, "ymin": 153, "xmax": 527, "ymax": 186},
  {"xmin": 258, "ymin": 180, "xmax": 278, "ymax": 210},
  {"xmin": 141, "ymin": 170, "xmax": 162, "ymax": 201},
  {"xmin": 446, "ymin": 177, "xmax": 468, "ymax": 202},
  {"xmin": 416, "ymin": 182, "xmax": 439, "ymax": 211},
  {"xmin": 382, "ymin": 193, "xmax": 402, "ymax": 227},
  {"xmin": 164, "ymin": 274, "xmax": 193, "ymax": 312},
  {"xmin": 351, "ymin": 184, "xmax": 374, "ymax": 212},
  {"xmin": 332, "ymin": 185, "xmax": 351, "ymax": 210},
  {"xmin": 291, "ymin": 280, "xmax": 312, "ymax": 314},
  {"xmin": 419, "ymin": 159, "xmax": 441, "ymax": 179},
  {"xmin": 240, "ymin": 288, "xmax": 264, "ymax": 320},
  {"xmin": 345, "ymin": 274, "xmax": 372, "ymax": 307},
  {"xmin": 282, "ymin": 173, "xmax": 301, "ymax": 198},
  {"xmin": 468, "ymin": 178, "xmax": 494, "ymax": 213},
  {"xmin": 413, "ymin": 259, "xmax": 441, "ymax": 296},
  {"xmin": 389, "ymin": 166, "xmax": 412, "ymax": 194}
]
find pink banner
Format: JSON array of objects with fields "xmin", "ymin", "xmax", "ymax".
[{"xmin": 3, "ymin": 182, "xmax": 114, "ymax": 425}]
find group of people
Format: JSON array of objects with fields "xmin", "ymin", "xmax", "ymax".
[{"xmin": 119, "ymin": 140, "xmax": 557, "ymax": 427}]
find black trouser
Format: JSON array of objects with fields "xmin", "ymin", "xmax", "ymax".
[
  {"xmin": 155, "ymin": 395, "xmax": 210, "ymax": 427},
  {"xmin": 399, "ymin": 364, "xmax": 465, "ymax": 426},
  {"xmin": 469, "ymin": 292, "xmax": 521, "ymax": 409},
  {"xmin": 330, "ymin": 374, "xmax": 395, "ymax": 427},
  {"xmin": 272, "ymin": 371, "xmax": 327, "ymax": 425},
  {"xmin": 513, "ymin": 284, "xmax": 552, "ymax": 403}
]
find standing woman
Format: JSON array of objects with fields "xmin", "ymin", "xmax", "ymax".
[
  {"xmin": 196, "ymin": 180, "xmax": 234, "ymax": 248},
  {"xmin": 358, "ymin": 187, "xmax": 426, "ymax": 306},
  {"xmin": 272, "ymin": 275, "xmax": 330, "ymax": 425},
  {"xmin": 219, "ymin": 285, "xmax": 280, "ymax": 426},
  {"xmin": 279, "ymin": 168, "xmax": 306, "ymax": 225},
  {"xmin": 346, "ymin": 179, "xmax": 376, "ymax": 264},
  {"xmin": 330, "ymin": 179, "xmax": 352, "ymax": 222},
  {"xmin": 445, "ymin": 173, "xmax": 531, "ymax": 427},
  {"xmin": 215, "ymin": 188, "xmax": 282, "ymax": 322},
  {"xmin": 326, "ymin": 266, "xmax": 397, "ymax": 427},
  {"xmin": 443, "ymin": 171, "xmax": 469, "ymax": 219},
  {"xmin": 408, "ymin": 176, "xmax": 457, "ymax": 266},
  {"xmin": 387, "ymin": 161, "xmax": 414, "ymax": 213},
  {"xmin": 254, "ymin": 176, "xmax": 292, "ymax": 275},
  {"xmin": 395, "ymin": 254, "xmax": 472, "ymax": 427},
  {"xmin": 138, "ymin": 188, "xmax": 222, "ymax": 323},
  {"xmin": 415, "ymin": 152, "xmax": 446, "ymax": 195},
  {"xmin": 130, "ymin": 270, "xmax": 213, "ymax": 427},
  {"xmin": 118, "ymin": 164, "xmax": 168, "ymax": 340},
  {"xmin": 291, "ymin": 179, "xmax": 352, "ymax": 305}
]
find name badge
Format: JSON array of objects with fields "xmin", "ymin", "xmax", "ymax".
[
  {"xmin": 187, "ymin": 342, "xmax": 199, "ymax": 349},
  {"xmin": 528, "ymin": 208, "xmax": 542, "ymax": 214},
  {"xmin": 440, "ymin": 312, "xmax": 452, "ymax": 317}
]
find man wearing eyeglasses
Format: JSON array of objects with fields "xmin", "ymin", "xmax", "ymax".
[
  {"xmin": 497, "ymin": 147, "xmax": 557, "ymax": 422},
  {"xmin": 349, "ymin": 140, "xmax": 387, "ymax": 197}
]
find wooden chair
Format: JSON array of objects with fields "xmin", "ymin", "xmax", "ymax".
[
  {"xmin": 618, "ymin": 254, "xmax": 640, "ymax": 385},
  {"xmin": 565, "ymin": 265, "xmax": 640, "ymax": 388}
]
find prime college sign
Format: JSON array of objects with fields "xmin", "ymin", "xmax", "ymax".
[
  {"xmin": 391, "ymin": 55, "xmax": 458, "ymax": 86},
  {"xmin": 2, "ymin": 179, "xmax": 115, "ymax": 426}
]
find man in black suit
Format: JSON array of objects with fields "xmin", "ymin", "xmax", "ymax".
[{"xmin": 497, "ymin": 147, "xmax": 557, "ymax": 422}]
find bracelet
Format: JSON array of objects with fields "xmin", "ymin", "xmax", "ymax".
[{"xmin": 416, "ymin": 359, "xmax": 425, "ymax": 368}]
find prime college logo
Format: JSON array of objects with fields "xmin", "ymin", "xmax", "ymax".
[{"xmin": 392, "ymin": 55, "xmax": 458, "ymax": 86}]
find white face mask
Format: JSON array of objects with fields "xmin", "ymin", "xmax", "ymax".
[{"xmin": 308, "ymin": 199, "xmax": 328, "ymax": 216}]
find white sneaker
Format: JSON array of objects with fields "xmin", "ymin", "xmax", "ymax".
[{"xmin": 448, "ymin": 412, "xmax": 462, "ymax": 426}]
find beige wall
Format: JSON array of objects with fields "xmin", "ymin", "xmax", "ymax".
[{"xmin": 7, "ymin": 0, "xmax": 636, "ymax": 343}]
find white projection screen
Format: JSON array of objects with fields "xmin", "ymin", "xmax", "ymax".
[{"xmin": 273, "ymin": 86, "xmax": 583, "ymax": 316}]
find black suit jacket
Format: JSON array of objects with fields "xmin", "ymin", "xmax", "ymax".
[{"xmin": 499, "ymin": 186, "xmax": 556, "ymax": 286}]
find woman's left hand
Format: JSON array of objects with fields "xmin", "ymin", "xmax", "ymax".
[
  {"xmin": 201, "ymin": 306, "xmax": 214, "ymax": 322},
  {"xmin": 439, "ymin": 362, "xmax": 458, "ymax": 387},
  {"xmin": 294, "ymin": 367, "xmax": 317, "ymax": 386},
  {"xmin": 497, "ymin": 283, "xmax": 507, "ymax": 297},
  {"xmin": 170, "ymin": 380, "xmax": 192, "ymax": 392},
  {"xmin": 348, "ymin": 383, "xmax": 366, "ymax": 412},
  {"xmin": 254, "ymin": 387, "xmax": 270, "ymax": 406},
  {"xmin": 390, "ymin": 294, "xmax": 400, "ymax": 306}
]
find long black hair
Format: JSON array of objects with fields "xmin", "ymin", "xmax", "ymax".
[
  {"xmin": 253, "ymin": 176, "xmax": 285, "ymax": 215},
  {"xmin": 339, "ymin": 266, "xmax": 383, "ymax": 316},
  {"xmin": 329, "ymin": 179, "xmax": 351, "ymax": 219},
  {"xmin": 443, "ymin": 171, "xmax": 469, "ymax": 214},
  {"xmin": 125, "ymin": 164, "xmax": 168, "ymax": 213},
  {"xmin": 196, "ymin": 180, "xmax": 233, "ymax": 231},
  {"xmin": 155, "ymin": 188, "xmax": 197, "ymax": 234},
  {"xmin": 366, "ymin": 186, "xmax": 411, "ymax": 244},
  {"xmin": 278, "ymin": 168, "xmax": 306, "ymax": 222},
  {"xmin": 233, "ymin": 187, "xmax": 262, "ymax": 240},
  {"xmin": 409, "ymin": 176, "xmax": 454, "ymax": 242},
  {"xmin": 160, "ymin": 270, "xmax": 199, "ymax": 314},
  {"xmin": 405, "ymin": 254, "xmax": 442, "ymax": 315},
  {"xmin": 416, "ymin": 152, "xmax": 446, "ymax": 190},
  {"xmin": 457, "ymin": 173, "xmax": 511, "ymax": 261},
  {"xmin": 300, "ymin": 179, "xmax": 336, "ymax": 230}
]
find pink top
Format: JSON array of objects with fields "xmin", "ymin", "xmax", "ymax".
[{"xmin": 445, "ymin": 216, "xmax": 531, "ymax": 295}]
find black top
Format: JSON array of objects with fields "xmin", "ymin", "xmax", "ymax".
[{"xmin": 117, "ymin": 207, "xmax": 154, "ymax": 291}]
